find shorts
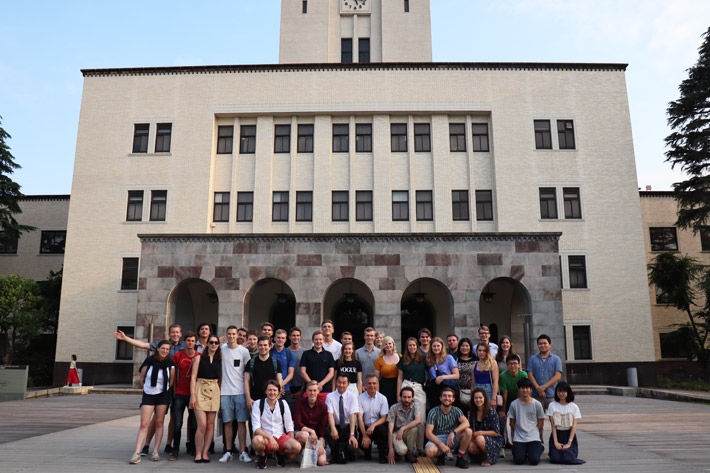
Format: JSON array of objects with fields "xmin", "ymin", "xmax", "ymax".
[
  {"xmin": 426, "ymin": 433, "xmax": 461, "ymax": 452},
  {"xmin": 141, "ymin": 390, "xmax": 171, "ymax": 406},
  {"xmin": 221, "ymin": 394, "xmax": 249, "ymax": 423},
  {"xmin": 264, "ymin": 434, "xmax": 292, "ymax": 453}
]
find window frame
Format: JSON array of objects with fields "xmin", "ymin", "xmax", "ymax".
[
  {"xmin": 121, "ymin": 257, "xmax": 139, "ymax": 291},
  {"xmin": 649, "ymin": 227, "xmax": 679, "ymax": 252},
  {"xmin": 332, "ymin": 124, "xmax": 349, "ymax": 153},
  {"xmin": 563, "ymin": 187, "xmax": 582, "ymax": 219},
  {"xmin": 358, "ymin": 38, "xmax": 370, "ymax": 63},
  {"xmin": 568, "ymin": 255, "xmax": 588, "ymax": 289},
  {"xmin": 392, "ymin": 190, "xmax": 409, "ymax": 221},
  {"xmin": 391, "ymin": 123, "xmax": 408, "ymax": 152},
  {"xmin": 355, "ymin": 124, "xmax": 372, "ymax": 152},
  {"xmin": 126, "ymin": 190, "xmax": 144, "ymax": 222},
  {"xmin": 557, "ymin": 120, "xmax": 576, "ymax": 150},
  {"xmin": 154, "ymin": 123, "xmax": 172, "ymax": 153},
  {"xmin": 539, "ymin": 187, "xmax": 558, "ymax": 219},
  {"xmin": 414, "ymin": 123, "xmax": 431, "ymax": 152},
  {"xmin": 341, "ymin": 38, "xmax": 353, "ymax": 63},
  {"xmin": 132, "ymin": 124, "xmax": 149, "ymax": 153},
  {"xmin": 475, "ymin": 190, "xmax": 493, "ymax": 221},
  {"xmin": 239, "ymin": 125, "xmax": 256, "ymax": 154},
  {"xmin": 416, "ymin": 190, "xmax": 433, "ymax": 221},
  {"xmin": 449, "ymin": 123, "xmax": 466, "ymax": 152},
  {"xmin": 295, "ymin": 191, "xmax": 313, "ymax": 222},
  {"xmin": 534, "ymin": 120, "xmax": 552, "ymax": 150},
  {"xmin": 274, "ymin": 124, "xmax": 291, "ymax": 153},
  {"xmin": 332, "ymin": 191, "xmax": 349, "ymax": 222},
  {"xmin": 149, "ymin": 190, "xmax": 167, "ymax": 222},
  {"xmin": 213, "ymin": 192, "xmax": 230, "ymax": 222},
  {"xmin": 0, "ymin": 231, "xmax": 18, "ymax": 254},
  {"xmin": 217, "ymin": 125, "xmax": 234, "ymax": 154},
  {"xmin": 272, "ymin": 191, "xmax": 289, "ymax": 222},
  {"xmin": 297, "ymin": 124, "xmax": 314, "ymax": 153},
  {"xmin": 572, "ymin": 325, "xmax": 592, "ymax": 360},
  {"xmin": 236, "ymin": 192, "xmax": 254, "ymax": 222},
  {"xmin": 39, "ymin": 230, "xmax": 67, "ymax": 254},
  {"xmin": 356, "ymin": 191, "xmax": 373, "ymax": 222},
  {"xmin": 452, "ymin": 190, "xmax": 470, "ymax": 221},
  {"xmin": 472, "ymin": 123, "xmax": 490, "ymax": 152},
  {"xmin": 115, "ymin": 325, "xmax": 135, "ymax": 361},
  {"xmin": 701, "ymin": 226, "xmax": 710, "ymax": 251}
]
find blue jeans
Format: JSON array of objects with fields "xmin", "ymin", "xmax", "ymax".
[{"xmin": 172, "ymin": 394, "xmax": 196, "ymax": 452}]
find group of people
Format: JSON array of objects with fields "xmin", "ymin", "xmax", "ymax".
[{"xmin": 115, "ymin": 321, "xmax": 584, "ymax": 468}]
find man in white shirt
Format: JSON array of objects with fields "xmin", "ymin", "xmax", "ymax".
[
  {"xmin": 356, "ymin": 327, "xmax": 380, "ymax": 380},
  {"xmin": 473, "ymin": 325, "xmax": 499, "ymax": 358},
  {"xmin": 326, "ymin": 374, "xmax": 360, "ymax": 463},
  {"xmin": 357, "ymin": 375, "xmax": 389, "ymax": 463},
  {"xmin": 252, "ymin": 380, "xmax": 302, "ymax": 469},
  {"xmin": 321, "ymin": 320, "xmax": 342, "ymax": 359},
  {"xmin": 219, "ymin": 326, "xmax": 253, "ymax": 463}
]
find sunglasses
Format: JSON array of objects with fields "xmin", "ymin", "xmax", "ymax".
[{"xmin": 208, "ymin": 341, "xmax": 220, "ymax": 345}]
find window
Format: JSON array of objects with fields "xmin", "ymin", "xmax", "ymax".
[
  {"xmin": 557, "ymin": 120, "xmax": 576, "ymax": 150},
  {"xmin": 563, "ymin": 187, "xmax": 582, "ymax": 219},
  {"xmin": 132, "ymin": 124, "xmax": 149, "ymax": 153},
  {"xmin": 650, "ymin": 227, "xmax": 679, "ymax": 252},
  {"xmin": 355, "ymin": 124, "xmax": 372, "ymax": 152},
  {"xmin": 472, "ymin": 123, "xmax": 489, "ymax": 152},
  {"xmin": 213, "ymin": 192, "xmax": 230, "ymax": 222},
  {"xmin": 475, "ymin": 190, "xmax": 493, "ymax": 221},
  {"xmin": 0, "ymin": 231, "xmax": 18, "ymax": 254},
  {"xmin": 115, "ymin": 325, "xmax": 135, "ymax": 360},
  {"xmin": 660, "ymin": 332, "xmax": 690, "ymax": 359},
  {"xmin": 150, "ymin": 190, "xmax": 167, "ymax": 221},
  {"xmin": 416, "ymin": 191, "xmax": 433, "ymax": 221},
  {"xmin": 302, "ymin": 0, "xmax": 307, "ymax": 13},
  {"xmin": 392, "ymin": 191, "xmax": 409, "ymax": 221},
  {"xmin": 534, "ymin": 120, "xmax": 552, "ymax": 149},
  {"xmin": 539, "ymin": 188, "xmax": 558, "ymax": 219},
  {"xmin": 121, "ymin": 257, "xmax": 139, "ymax": 290},
  {"xmin": 572, "ymin": 326, "xmax": 592, "ymax": 360},
  {"xmin": 126, "ymin": 190, "xmax": 143, "ymax": 221},
  {"xmin": 568, "ymin": 255, "xmax": 587, "ymax": 289},
  {"xmin": 356, "ymin": 191, "xmax": 373, "ymax": 221},
  {"xmin": 272, "ymin": 192, "xmax": 289, "ymax": 222},
  {"xmin": 391, "ymin": 123, "xmax": 407, "ymax": 152},
  {"xmin": 297, "ymin": 124, "xmax": 314, "ymax": 153},
  {"xmin": 217, "ymin": 126, "xmax": 234, "ymax": 154},
  {"xmin": 332, "ymin": 191, "xmax": 349, "ymax": 221},
  {"xmin": 240, "ymin": 125, "xmax": 257, "ymax": 154},
  {"xmin": 404, "ymin": 0, "xmax": 410, "ymax": 12},
  {"xmin": 449, "ymin": 123, "xmax": 466, "ymax": 152},
  {"xmin": 414, "ymin": 123, "xmax": 431, "ymax": 152},
  {"xmin": 274, "ymin": 125, "xmax": 291, "ymax": 153},
  {"xmin": 655, "ymin": 285, "xmax": 670, "ymax": 305},
  {"xmin": 237, "ymin": 192, "xmax": 253, "ymax": 222},
  {"xmin": 700, "ymin": 226, "xmax": 710, "ymax": 251},
  {"xmin": 39, "ymin": 230, "xmax": 66, "ymax": 254},
  {"xmin": 452, "ymin": 190, "xmax": 469, "ymax": 221},
  {"xmin": 155, "ymin": 123, "xmax": 172, "ymax": 152},
  {"xmin": 341, "ymin": 38, "xmax": 353, "ymax": 63},
  {"xmin": 296, "ymin": 191, "xmax": 313, "ymax": 222},
  {"xmin": 333, "ymin": 124, "xmax": 349, "ymax": 152},
  {"xmin": 359, "ymin": 38, "xmax": 370, "ymax": 63}
]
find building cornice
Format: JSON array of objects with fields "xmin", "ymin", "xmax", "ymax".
[
  {"xmin": 18, "ymin": 194, "xmax": 70, "ymax": 201},
  {"xmin": 82, "ymin": 62, "xmax": 628, "ymax": 78},
  {"xmin": 639, "ymin": 191, "xmax": 676, "ymax": 198}
]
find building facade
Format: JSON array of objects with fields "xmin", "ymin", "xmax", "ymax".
[{"xmin": 55, "ymin": 0, "xmax": 654, "ymax": 386}]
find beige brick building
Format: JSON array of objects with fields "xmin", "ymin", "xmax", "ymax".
[{"xmin": 55, "ymin": 0, "xmax": 655, "ymax": 385}]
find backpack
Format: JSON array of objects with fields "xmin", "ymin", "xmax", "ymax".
[
  {"xmin": 258, "ymin": 397, "xmax": 286, "ymax": 419},
  {"xmin": 249, "ymin": 356, "xmax": 279, "ymax": 387}
]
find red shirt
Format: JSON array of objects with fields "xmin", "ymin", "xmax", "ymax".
[
  {"xmin": 294, "ymin": 397, "xmax": 328, "ymax": 438},
  {"xmin": 172, "ymin": 350, "xmax": 200, "ymax": 396}
]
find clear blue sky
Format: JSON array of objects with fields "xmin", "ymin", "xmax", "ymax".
[{"xmin": 2, "ymin": 0, "xmax": 709, "ymax": 195}]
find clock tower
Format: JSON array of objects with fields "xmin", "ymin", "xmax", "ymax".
[{"xmin": 279, "ymin": 0, "xmax": 432, "ymax": 64}]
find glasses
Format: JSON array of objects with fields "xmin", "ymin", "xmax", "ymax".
[{"xmin": 208, "ymin": 341, "xmax": 220, "ymax": 345}]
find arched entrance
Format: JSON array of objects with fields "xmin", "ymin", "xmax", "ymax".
[
  {"xmin": 323, "ymin": 278, "xmax": 374, "ymax": 348},
  {"xmin": 167, "ymin": 278, "xmax": 219, "ymax": 333},
  {"xmin": 401, "ymin": 278, "xmax": 453, "ymax": 351},
  {"xmin": 244, "ymin": 278, "xmax": 296, "ymax": 333},
  {"xmin": 479, "ymin": 278, "xmax": 533, "ymax": 361}
]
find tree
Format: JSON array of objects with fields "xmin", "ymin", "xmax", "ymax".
[
  {"xmin": 648, "ymin": 252, "xmax": 710, "ymax": 368},
  {"xmin": 0, "ymin": 274, "xmax": 41, "ymax": 365},
  {"xmin": 0, "ymin": 115, "xmax": 34, "ymax": 242},
  {"xmin": 665, "ymin": 27, "xmax": 710, "ymax": 233}
]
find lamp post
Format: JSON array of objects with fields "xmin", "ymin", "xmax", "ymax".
[{"xmin": 517, "ymin": 313, "xmax": 533, "ymax": 363}]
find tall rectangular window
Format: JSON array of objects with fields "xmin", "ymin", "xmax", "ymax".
[
  {"xmin": 237, "ymin": 192, "xmax": 253, "ymax": 222},
  {"xmin": 39, "ymin": 230, "xmax": 66, "ymax": 254},
  {"xmin": 217, "ymin": 125, "xmax": 234, "ymax": 154},
  {"xmin": 534, "ymin": 120, "xmax": 552, "ymax": 149},
  {"xmin": 341, "ymin": 38, "xmax": 353, "ymax": 63},
  {"xmin": 563, "ymin": 187, "xmax": 582, "ymax": 219},
  {"xmin": 452, "ymin": 190, "xmax": 469, "ymax": 221},
  {"xmin": 121, "ymin": 257, "xmax": 139, "ymax": 290},
  {"xmin": 391, "ymin": 123, "xmax": 407, "ymax": 152},
  {"xmin": 416, "ymin": 191, "xmax": 433, "ymax": 221},
  {"xmin": 132, "ymin": 124, "xmax": 149, "ymax": 153},
  {"xmin": 568, "ymin": 255, "xmax": 588, "ymax": 289},
  {"xmin": 355, "ymin": 124, "xmax": 372, "ymax": 152},
  {"xmin": 404, "ymin": 0, "xmax": 410, "ymax": 12},
  {"xmin": 356, "ymin": 191, "xmax": 373, "ymax": 221},
  {"xmin": 297, "ymin": 124, "xmax": 314, "ymax": 153},
  {"xmin": 0, "ymin": 231, "xmax": 18, "ymax": 254},
  {"xmin": 115, "ymin": 325, "xmax": 135, "ymax": 360},
  {"xmin": 449, "ymin": 123, "xmax": 466, "ymax": 152},
  {"xmin": 572, "ymin": 326, "xmax": 592, "ymax": 360},
  {"xmin": 650, "ymin": 227, "xmax": 679, "ymax": 251},
  {"xmin": 150, "ymin": 190, "xmax": 167, "ymax": 221},
  {"xmin": 392, "ymin": 191, "xmax": 409, "ymax": 221},
  {"xmin": 155, "ymin": 123, "xmax": 172, "ymax": 152},
  {"xmin": 700, "ymin": 226, "xmax": 710, "ymax": 251},
  {"xmin": 475, "ymin": 190, "xmax": 493, "ymax": 221},
  {"xmin": 359, "ymin": 38, "xmax": 370, "ymax": 63},
  {"xmin": 332, "ymin": 191, "xmax": 349, "ymax": 221},
  {"xmin": 414, "ymin": 123, "xmax": 431, "ymax": 152},
  {"xmin": 296, "ymin": 191, "xmax": 313, "ymax": 222},
  {"xmin": 274, "ymin": 124, "xmax": 291, "ymax": 153},
  {"xmin": 472, "ymin": 123, "xmax": 489, "ymax": 152},
  {"xmin": 126, "ymin": 190, "xmax": 143, "ymax": 221},
  {"xmin": 272, "ymin": 192, "xmax": 289, "ymax": 222},
  {"xmin": 660, "ymin": 332, "xmax": 690, "ymax": 359},
  {"xmin": 213, "ymin": 192, "xmax": 230, "ymax": 222},
  {"xmin": 240, "ymin": 125, "xmax": 256, "ymax": 154},
  {"xmin": 539, "ymin": 188, "xmax": 557, "ymax": 219},
  {"xmin": 557, "ymin": 120, "xmax": 576, "ymax": 150},
  {"xmin": 333, "ymin": 124, "xmax": 349, "ymax": 152},
  {"xmin": 302, "ymin": 0, "xmax": 308, "ymax": 14}
]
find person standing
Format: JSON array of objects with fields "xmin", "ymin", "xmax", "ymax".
[
  {"xmin": 170, "ymin": 331, "xmax": 200, "ymax": 460},
  {"xmin": 260, "ymin": 322, "xmax": 274, "ymax": 340},
  {"xmin": 424, "ymin": 387, "xmax": 471, "ymax": 469},
  {"xmin": 271, "ymin": 329, "xmax": 296, "ymax": 397},
  {"xmin": 326, "ymin": 374, "xmax": 360, "ymax": 464},
  {"xmin": 357, "ymin": 375, "xmax": 390, "ymax": 463},
  {"xmin": 65, "ymin": 354, "xmax": 80, "ymax": 387},
  {"xmin": 527, "ymin": 334, "xmax": 562, "ymax": 411},
  {"xmin": 195, "ymin": 323, "xmax": 212, "ymax": 353},
  {"xmin": 508, "ymin": 378, "xmax": 545, "ymax": 466},
  {"xmin": 455, "ymin": 338, "xmax": 476, "ymax": 414},
  {"xmin": 300, "ymin": 331, "xmax": 336, "ymax": 402},
  {"xmin": 386, "ymin": 387, "xmax": 421, "ymax": 464},
  {"xmin": 426, "ymin": 337, "xmax": 459, "ymax": 409},
  {"xmin": 446, "ymin": 334, "xmax": 459, "ymax": 358},
  {"xmin": 334, "ymin": 342, "xmax": 362, "ymax": 396},
  {"xmin": 374, "ymin": 336, "xmax": 401, "ymax": 406},
  {"xmin": 473, "ymin": 325, "xmax": 498, "ymax": 358},
  {"xmin": 417, "ymin": 328, "xmax": 432, "ymax": 358},
  {"xmin": 356, "ymin": 327, "xmax": 380, "ymax": 379},
  {"xmin": 189, "ymin": 334, "xmax": 222, "ymax": 463},
  {"xmin": 245, "ymin": 336, "xmax": 283, "ymax": 410},
  {"xmin": 251, "ymin": 380, "xmax": 302, "ymax": 469},
  {"xmin": 320, "ymin": 320, "xmax": 342, "ymax": 359},
  {"xmin": 287, "ymin": 327, "xmax": 306, "ymax": 405}
]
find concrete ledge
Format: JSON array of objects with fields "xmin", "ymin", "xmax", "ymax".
[
  {"xmin": 607, "ymin": 386, "xmax": 638, "ymax": 397},
  {"xmin": 25, "ymin": 388, "xmax": 61, "ymax": 399},
  {"xmin": 636, "ymin": 387, "xmax": 710, "ymax": 404},
  {"xmin": 59, "ymin": 386, "xmax": 92, "ymax": 395},
  {"xmin": 90, "ymin": 386, "xmax": 142, "ymax": 395}
]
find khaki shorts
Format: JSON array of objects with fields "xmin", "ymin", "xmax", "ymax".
[{"xmin": 195, "ymin": 378, "xmax": 220, "ymax": 412}]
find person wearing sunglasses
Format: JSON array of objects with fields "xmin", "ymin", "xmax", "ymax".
[{"xmin": 190, "ymin": 334, "xmax": 222, "ymax": 463}]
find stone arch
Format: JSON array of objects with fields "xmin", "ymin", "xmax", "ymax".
[
  {"xmin": 167, "ymin": 278, "xmax": 219, "ymax": 334},
  {"xmin": 401, "ymin": 278, "xmax": 454, "ymax": 351},
  {"xmin": 322, "ymin": 278, "xmax": 374, "ymax": 348},
  {"xmin": 243, "ymin": 278, "xmax": 296, "ymax": 333},
  {"xmin": 478, "ymin": 277, "xmax": 533, "ymax": 361}
]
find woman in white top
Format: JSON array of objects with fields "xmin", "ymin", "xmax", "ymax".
[{"xmin": 546, "ymin": 382, "xmax": 585, "ymax": 464}]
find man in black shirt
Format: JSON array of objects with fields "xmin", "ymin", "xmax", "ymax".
[
  {"xmin": 299, "ymin": 331, "xmax": 335, "ymax": 403},
  {"xmin": 244, "ymin": 336, "xmax": 283, "ymax": 410}
]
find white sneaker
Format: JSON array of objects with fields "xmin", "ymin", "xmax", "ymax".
[
  {"xmin": 219, "ymin": 452, "xmax": 234, "ymax": 463},
  {"xmin": 239, "ymin": 451, "xmax": 253, "ymax": 462}
]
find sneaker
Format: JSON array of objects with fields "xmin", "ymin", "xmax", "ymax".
[
  {"xmin": 257, "ymin": 455, "xmax": 267, "ymax": 469},
  {"xmin": 499, "ymin": 450, "xmax": 506, "ymax": 458},
  {"xmin": 455, "ymin": 455, "xmax": 470, "ymax": 469},
  {"xmin": 130, "ymin": 453, "xmax": 141, "ymax": 464},
  {"xmin": 436, "ymin": 455, "xmax": 445, "ymax": 466},
  {"xmin": 405, "ymin": 453, "xmax": 417, "ymax": 463},
  {"xmin": 219, "ymin": 452, "xmax": 234, "ymax": 463},
  {"xmin": 151, "ymin": 451, "xmax": 160, "ymax": 462},
  {"xmin": 164, "ymin": 445, "xmax": 174, "ymax": 454},
  {"xmin": 140, "ymin": 445, "xmax": 149, "ymax": 456},
  {"xmin": 276, "ymin": 454, "xmax": 286, "ymax": 467},
  {"xmin": 240, "ymin": 451, "xmax": 253, "ymax": 463},
  {"xmin": 169, "ymin": 452, "xmax": 179, "ymax": 461}
]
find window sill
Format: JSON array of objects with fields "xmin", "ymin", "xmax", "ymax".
[
  {"xmin": 37, "ymin": 253, "xmax": 64, "ymax": 256},
  {"xmin": 564, "ymin": 287, "xmax": 590, "ymax": 291},
  {"xmin": 0, "ymin": 253, "xmax": 18, "ymax": 256},
  {"xmin": 113, "ymin": 359, "xmax": 135, "ymax": 363},
  {"xmin": 565, "ymin": 359, "xmax": 594, "ymax": 363},
  {"xmin": 128, "ymin": 152, "xmax": 172, "ymax": 157},
  {"xmin": 118, "ymin": 289, "xmax": 139, "ymax": 294},
  {"xmin": 538, "ymin": 218, "xmax": 585, "ymax": 223}
]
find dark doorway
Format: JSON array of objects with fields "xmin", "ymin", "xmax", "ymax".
[
  {"xmin": 400, "ymin": 297, "xmax": 435, "ymax": 353},
  {"xmin": 332, "ymin": 298, "xmax": 372, "ymax": 348},
  {"xmin": 271, "ymin": 297, "xmax": 296, "ymax": 333}
]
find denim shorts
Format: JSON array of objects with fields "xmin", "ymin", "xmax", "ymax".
[
  {"xmin": 221, "ymin": 394, "xmax": 248, "ymax": 422},
  {"xmin": 426, "ymin": 433, "xmax": 461, "ymax": 452}
]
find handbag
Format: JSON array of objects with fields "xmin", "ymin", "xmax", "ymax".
[
  {"xmin": 300, "ymin": 441, "xmax": 318, "ymax": 469},
  {"xmin": 489, "ymin": 369, "xmax": 504, "ymax": 406},
  {"xmin": 459, "ymin": 388, "xmax": 472, "ymax": 405}
]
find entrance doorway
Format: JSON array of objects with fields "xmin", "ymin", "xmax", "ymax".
[
  {"xmin": 244, "ymin": 278, "xmax": 296, "ymax": 333},
  {"xmin": 167, "ymin": 278, "xmax": 219, "ymax": 333},
  {"xmin": 400, "ymin": 278, "xmax": 453, "ymax": 352},
  {"xmin": 323, "ymin": 278, "xmax": 374, "ymax": 348}
]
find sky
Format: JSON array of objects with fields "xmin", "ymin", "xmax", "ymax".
[{"xmin": 1, "ymin": 0, "xmax": 709, "ymax": 195}]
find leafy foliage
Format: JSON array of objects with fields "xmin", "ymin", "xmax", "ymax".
[
  {"xmin": 0, "ymin": 274, "xmax": 42, "ymax": 365},
  {"xmin": 0, "ymin": 116, "xmax": 34, "ymax": 240}
]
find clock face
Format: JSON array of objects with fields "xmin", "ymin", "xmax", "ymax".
[{"xmin": 341, "ymin": 0, "xmax": 370, "ymax": 13}]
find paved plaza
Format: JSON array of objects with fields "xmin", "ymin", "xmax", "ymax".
[{"xmin": 1, "ymin": 392, "xmax": 709, "ymax": 473}]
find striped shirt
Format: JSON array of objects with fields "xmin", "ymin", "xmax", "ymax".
[{"xmin": 427, "ymin": 405, "xmax": 464, "ymax": 436}]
